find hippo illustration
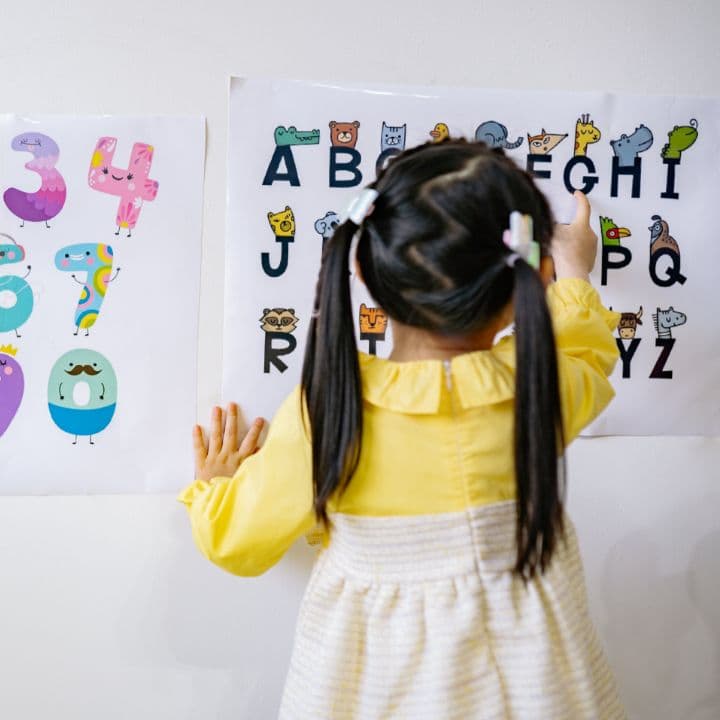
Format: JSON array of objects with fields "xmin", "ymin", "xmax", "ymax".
[
  {"xmin": 474, "ymin": 121, "xmax": 523, "ymax": 150},
  {"xmin": 662, "ymin": 119, "xmax": 699, "ymax": 160},
  {"xmin": 610, "ymin": 125, "xmax": 654, "ymax": 166}
]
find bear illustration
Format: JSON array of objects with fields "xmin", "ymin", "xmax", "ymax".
[{"xmin": 329, "ymin": 121, "xmax": 360, "ymax": 149}]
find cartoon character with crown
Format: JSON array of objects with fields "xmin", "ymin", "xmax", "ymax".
[{"xmin": 0, "ymin": 344, "xmax": 24, "ymax": 437}]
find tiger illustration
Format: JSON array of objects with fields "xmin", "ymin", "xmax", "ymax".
[{"xmin": 359, "ymin": 303, "xmax": 388, "ymax": 335}]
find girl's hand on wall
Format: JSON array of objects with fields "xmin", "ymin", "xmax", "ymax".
[
  {"xmin": 551, "ymin": 190, "xmax": 597, "ymax": 282},
  {"xmin": 193, "ymin": 403, "xmax": 265, "ymax": 482}
]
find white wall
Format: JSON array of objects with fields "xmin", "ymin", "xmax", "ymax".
[{"xmin": 1, "ymin": 1, "xmax": 719, "ymax": 718}]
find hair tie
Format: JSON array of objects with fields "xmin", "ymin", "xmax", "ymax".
[
  {"xmin": 341, "ymin": 188, "xmax": 379, "ymax": 225},
  {"xmin": 503, "ymin": 212, "xmax": 540, "ymax": 269}
]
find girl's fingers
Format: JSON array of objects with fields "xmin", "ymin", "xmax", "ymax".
[
  {"xmin": 573, "ymin": 190, "xmax": 591, "ymax": 226},
  {"xmin": 238, "ymin": 418, "xmax": 266, "ymax": 460},
  {"xmin": 236, "ymin": 405, "xmax": 251, "ymax": 439},
  {"xmin": 192, "ymin": 424, "xmax": 207, "ymax": 459},
  {"xmin": 207, "ymin": 405, "xmax": 224, "ymax": 456},
  {"xmin": 223, "ymin": 402, "xmax": 239, "ymax": 453}
]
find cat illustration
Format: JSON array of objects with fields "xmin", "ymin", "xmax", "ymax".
[
  {"xmin": 527, "ymin": 129, "xmax": 568, "ymax": 155},
  {"xmin": 259, "ymin": 308, "xmax": 299, "ymax": 334},
  {"xmin": 267, "ymin": 207, "xmax": 295, "ymax": 237},
  {"xmin": 381, "ymin": 122, "xmax": 406, "ymax": 153}
]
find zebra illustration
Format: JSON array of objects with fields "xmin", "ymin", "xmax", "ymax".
[{"xmin": 653, "ymin": 307, "xmax": 687, "ymax": 339}]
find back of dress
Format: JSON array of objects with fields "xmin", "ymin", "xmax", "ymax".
[
  {"xmin": 279, "ymin": 279, "xmax": 627, "ymax": 719},
  {"xmin": 180, "ymin": 279, "xmax": 627, "ymax": 719}
]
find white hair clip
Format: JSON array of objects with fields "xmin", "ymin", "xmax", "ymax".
[
  {"xmin": 503, "ymin": 212, "xmax": 540, "ymax": 269},
  {"xmin": 341, "ymin": 188, "xmax": 379, "ymax": 225}
]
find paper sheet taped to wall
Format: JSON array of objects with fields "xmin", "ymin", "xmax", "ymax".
[
  {"xmin": 223, "ymin": 77, "xmax": 719, "ymax": 436},
  {"xmin": 0, "ymin": 115, "xmax": 204, "ymax": 493}
]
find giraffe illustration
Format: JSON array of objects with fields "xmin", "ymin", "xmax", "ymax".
[
  {"xmin": 574, "ymin": 114, "xmax": 602, "ymax": 157},
  {"xmin": 54, "ymin": 243, "xmax": 120, "ymax": 335}
]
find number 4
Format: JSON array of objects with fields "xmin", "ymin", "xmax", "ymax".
[{"xmin": 88, "ymin": 137, "xmax": 159, "ymax": 237}]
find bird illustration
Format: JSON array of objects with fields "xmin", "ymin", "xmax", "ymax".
[
  {"xmin": 599, "ymin": 216, "xmax": 631, "ymax": 247},
  {"xmin": 429, "ymin": 123, "xmax": 450, "ymax": 143},
  {"xmin": 648, "ymin": 215, "xmax": 680, "ymax": 256}
]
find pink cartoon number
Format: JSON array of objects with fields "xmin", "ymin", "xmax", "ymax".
[{"xmin": 88, "ymin": 137, "xmax": 159, "ymax": 237}]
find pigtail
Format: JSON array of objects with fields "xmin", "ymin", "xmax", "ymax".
[
  {"xmin": 511, "ymin": 260, "xmax": 566, "ymax": 580},
  {"xmin": 301, "ymin": 221, "xmax": 363, "ymax": 525}
]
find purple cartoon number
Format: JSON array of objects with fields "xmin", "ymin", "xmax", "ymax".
[
  {"xmin": 0, "ymin": 344, "xmax": 24, "ymax": 437},
  {"xmin": 3, "ymin": 133, "xmax": 67, "ymax": 228}
]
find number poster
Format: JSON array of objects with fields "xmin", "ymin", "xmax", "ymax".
[
  {"xmin": 0, "ymin": 115, "xmax": 204, "ymax": 493},
  {"xmin": 223, "ymin": 78, "xmax": 720, "ymax": 436}
]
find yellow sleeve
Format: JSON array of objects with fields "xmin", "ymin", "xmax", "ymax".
[
  {"xmin": 177, "ymin": 385, "xmax": 315, "ymax": 576},
  {"xmin": 546, "ymin": 278, "xmax": 621, "ymax": 443}
]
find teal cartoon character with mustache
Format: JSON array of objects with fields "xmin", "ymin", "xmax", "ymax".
[{"xmin": 48, "ymin": 349, "xmax": 117, "ymax": 444}]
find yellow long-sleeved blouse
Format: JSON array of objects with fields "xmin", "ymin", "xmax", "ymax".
[{"xmin": 179, "ymin": 278, "xmax": 620, "ymax": 577}]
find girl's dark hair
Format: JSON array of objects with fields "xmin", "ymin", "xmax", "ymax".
[{"xmin": 302, "ymin": 139, "xmax": 565, "ymax": 580}]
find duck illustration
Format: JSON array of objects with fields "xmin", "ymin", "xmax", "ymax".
[{"xmin": 429, "ymin": 123, "xmax": 450, "ymax": 143}]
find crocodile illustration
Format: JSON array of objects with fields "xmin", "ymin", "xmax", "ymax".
[
  {"xmin": 610, "ymin": 125, "xmax": 654, "ymax": 166},
  {"xmin": 274, "ymin": 126, "xmax": 321, "ymax": 146},
  {"xmin": 474, "ymin": 121, "xmax": 523, "ymax": 150},
  {"xmin": 661, "ymin": 119, "xmax": 699, "ymax": 160}
]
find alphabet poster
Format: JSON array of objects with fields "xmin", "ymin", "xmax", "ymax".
[
  {"xmin": 0, "ymin": 115, "xmax": 204, "ymax": 493},
  {"xmin": 224, "ymin": 77, "xmax": 720, "ymax": 436}
]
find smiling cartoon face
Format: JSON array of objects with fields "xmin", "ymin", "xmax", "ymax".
[
  {"xmin": 329, "ymin": 121, "xmax": 360, "ymax": 148},
  {"xmin": 617, "ymin": 307, "xmax": 643, "ymax": 339},
  {"xmin": 0, "ymin": 236, "xmax": 25, "ymax": 267},
  {"xmin": 54, "ymin": 243, "xmax": 113, "ymax": 272},
  {"xmin": 578, "ymin": 122, "xmax": 601, "ymax": 144},
  {"xmin": 381, "ymin": 122, "xmax": 406, "ymax": 151},
  {"xmin": 88, "ymin": 137, "xmax": 158, "ymax": 205},
  {"xmin": 10, "ymin": 132, "xmax": 59, "ymax": 158}
]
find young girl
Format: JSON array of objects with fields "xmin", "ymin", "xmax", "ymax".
[{"xmin": 180, "ymin": 140, "xmax": 626, "ymax": 719}]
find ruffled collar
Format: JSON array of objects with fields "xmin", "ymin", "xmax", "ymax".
[{"xmin": 358, "ymin": 338, "xmax": 516, "ymax": 414}]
